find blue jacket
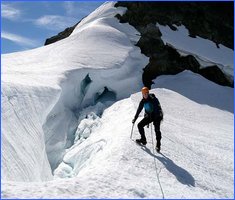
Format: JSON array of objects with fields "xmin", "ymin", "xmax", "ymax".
[{"xmin": 134, "ymin": 93, "xmax": 163, "ymax": 121}]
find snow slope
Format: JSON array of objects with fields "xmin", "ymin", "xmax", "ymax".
[
  {"xmin": 1, "ymin": 1, "xmax": 234, "ymax": 198},
  {"xmin": 2, "ymin": 2, "xmax": 148, "ymax": 182},
  {"xmin": 158, "ymin": 24, "xmax": 234, "ymax": 82},
  {"xmin": 2, "ymin": 71, "xmax": 234, "ymax": 198}
]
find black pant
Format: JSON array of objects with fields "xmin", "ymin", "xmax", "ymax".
[{"xmin": 137, "ymin": 116, "xmax": 162, "ymax": 148}]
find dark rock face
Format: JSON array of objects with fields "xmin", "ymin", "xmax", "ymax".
[
  {"xmin": 115, "ymin": 1, "xmax": 233, "ymax": 88},
  {"xmin": 136, "ymin": 24, "xmax": 164, "ymax": 56},
  {"xmin": 44, "ymin": 23, "xmax": 79, "ymax": 46},
  {"xmin": 115, "ymin": 2, "xmax": 233, "ymax": 49},
  {"xmin": 142, "ymin": 47, "xmax": 202, "ymax": 88},
  {"xmin": 199, "ymin": 66, "xmax": 233, "ymax": 87}
]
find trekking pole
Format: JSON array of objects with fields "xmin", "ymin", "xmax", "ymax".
[
  {"xmin": 150, "ymin": 122, "xmax": 153, "ymax": 145},
  {"xmin": 130, "ymin": 122, "xmax": 135, "ymax": 139},
  {"xmin": 150, "ymin": 115, "xmax": 154, "ymax": 146}
]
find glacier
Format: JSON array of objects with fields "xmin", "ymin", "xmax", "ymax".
[
  {"xmin": 2, "ymin": 2, "xmax": 148, "ymax": 181},
  {"xmin": 1, "ymin": 2, "xmax": 234, "ymax": 198}
]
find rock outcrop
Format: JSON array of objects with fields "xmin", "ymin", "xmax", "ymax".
[{"xmin": 115, "ymin": 2, "xmax": 233, "ymax": 88}]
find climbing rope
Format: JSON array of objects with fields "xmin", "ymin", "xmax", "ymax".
[{"xmin": 150, "ymin": 122, "xmax": 165, "ymax": 199}]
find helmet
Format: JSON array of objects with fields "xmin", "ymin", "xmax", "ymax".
[{"xmin": 141, "ymin": 87, "xmax": 149, "ymax": 94}]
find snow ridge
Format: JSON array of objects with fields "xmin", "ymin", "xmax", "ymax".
[
  {"xmin": 3, "ymin": 72, "xmax": 233, "ymax": 198},
  {"xmin": 2, "ymin": 2, "xmax": 233, "ymax": 199}
]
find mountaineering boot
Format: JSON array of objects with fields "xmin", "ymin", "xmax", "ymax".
[
  {"xmin": 136, "ymin": 139, "xmax": 147, "ymax": 145},
  {"xmin": 156, "ymin": 139, "xmax": 161, "ymax": 152}
]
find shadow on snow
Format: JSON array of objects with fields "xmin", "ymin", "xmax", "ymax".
[{"xmin": 142, "ymin": 146, "xmax": 195, "ymax": 187}]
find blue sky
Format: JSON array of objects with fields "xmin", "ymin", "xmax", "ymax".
[{"xmin": 1, "ymin": 1, "xmax": 104, "ymax": 54}]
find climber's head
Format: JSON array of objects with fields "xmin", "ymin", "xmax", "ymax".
[{"xmin": 141, "ymin": 87, "xmax": 149, "ymax": 99}]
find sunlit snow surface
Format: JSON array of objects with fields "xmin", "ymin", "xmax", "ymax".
[
  {"xmin": 2, "ymin": 2, "xmax": 234, "ymax": 198},
  {"xmin": 2, "ymin": 70, "xmax": 234, "ymax": 198},
  {"xmin": 2, "ymin": 2, "xmax": 148, "ymax": 182}
]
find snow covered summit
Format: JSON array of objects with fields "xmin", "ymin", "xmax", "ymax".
[{"xmin": 1, "ymin": 2, "xmax": 234, "ymax": 199}]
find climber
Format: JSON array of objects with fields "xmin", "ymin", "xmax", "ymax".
[{"xmin": 132, "ymin": 87, "xmax": 163, "ymax": 152}]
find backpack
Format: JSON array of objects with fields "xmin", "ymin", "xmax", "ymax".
[{"xmin": 149, "ymin": 93, "xmax": 164, "ymax": 120}]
